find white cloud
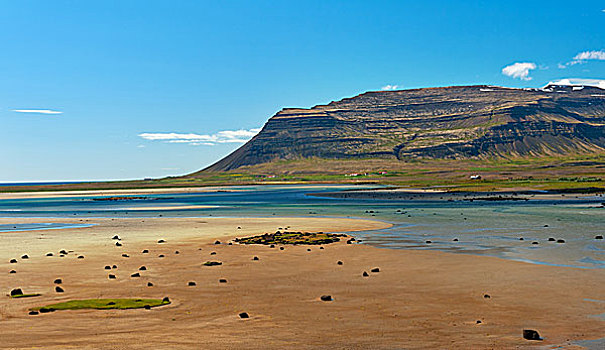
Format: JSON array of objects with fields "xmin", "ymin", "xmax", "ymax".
[
  {"xmin": 381, "ymin": 84, "xmax": 400, "ymax": 91},
  {"xmin": 548, "ymin": 78, "xmax": 605, "ymax": 89},
  {"xmin": 501, "ymin": 62, "xmax": 537, "ymax": 80},
  {"xmin": 571, "ymin": 50, "xmax": 605, "ymax": 64},
  {"xmin": 13, "ymin": 109, "xmax": 62, "ymax": 114},
  {"xmin": 139, "ymin": 127, "xmax": 262, "ymax": 146}
]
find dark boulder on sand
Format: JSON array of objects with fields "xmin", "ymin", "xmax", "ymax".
[
  {"xmin": 139, "ymin": 266, "xmax": 147, "ymax": 271},
  {"xmin": 214, "ymin": 240, "xmax": 221, "ymax": 245},
  {"xmin": 142, "ymin": 249, "xmax": 149, "ymax": 253},
  {"xmin": 144, "ymin": 305, "xmax": 151, "ymax": 310},
  {"xmin": 238, "ymin": 312, "xmax": 249, "ymax": 319},
  {"xmin": 158, "ymin": 239, "xmax": 165, "ymax": 243},
  {"xmin": 108, "ymin": 274, "xmax": 116, "ymax": 279},
  {"xmin": 122, "ymin": 254, "xmax": 129, "ymax": 258},
  {"xmin": 280, "ymin": 247, "xmax": 284, "ymax": 250},
  {"xmin": 162, "ymin": 297, "xmax": 170, "ymax": 303},
  {"xmin": 522, "ymin": 329, "xmax": 542, "ymax": 340},
  {"xmin": 188, "ymin": 281, "xmax": 196, "ymax": 286},
  {"xmin": 453, "ymin": 238, "xmax": 459, "ymax": 242},
  {"xmin": 131, "ymin": 273, "xmax": 140, "ymax": 278},
  {"xmin": 320, "ymin": 295, "xmax": 333, "ymax": 301},
  {"xmin": 484, "ymin": 294, "xmax": 490, "ymax": 299},
  {"xmin": 210, "ymin": 252, "xmax": 217, "ymax": 255},
  {"xmin": 10, "ymin": 288, "xmax": 24, "ymax": 297},
  {"xmin": 112, "ymin": 235, "xmax": 120, "ymax": 240},
  {"xmin": 54, "ymin": 278, "xmax": 62, "ymax": 284},
  {"xmin": 115, "ymin": 242, "xmax": 122, "ymax": 247},
  {"xmin": 77, "ymin": 255, "xmax": 85, "ymax": 259},
  {"xmin": 548, "ymin": 237, "xmax": 555, "ymax": 242},
  {"xmin": 362, "ymin": 271, "xmax": 369, "ymax": 277},
  {"xmin": 147, "ymin": 282, "xmax": 154, "ymax": 287},
  {"xmin": 556, "ymin": 239, "xmax": 566, "ymax": 243},
  {"xmin": 252, "ymin": 256, "xmax": 259, "ymax": 261},
  {"xmin": 104, "ymin": 265, "xmax": 111, "ymax": 270},
  {"xmin": 60, "ymin": 250, "xmax": 68, "ymax": 255},
  {"xmin": 28, "ymin": 311, "xmax": 39, "ymax": 316},
  {"xmin": 21, "ymin": 255, "xmax": 29, "ymax": 259},
  {"xmin": 219, "ymin": 279, "xmax": 227, "ymax": 283},
  {"xmin": 112, "ymin": 265, "xmax": 118, "ymax": 269},
  {"xmin": 46, "ymin": 253, "xmax": 54, "ymax": 256},
  {"xmin": 337, "ymin": 261, "xmax": 343, "ymax": 265},
  {"xmin": 9, "ymin": 259, "xmax": 17, "ymax": 264},
  {"xmin": 55, "ymin": 286, "xmax": 64, "ymax": 293},
  {"xmin": 203, "ymin": 261, "xmax": 222, "ymax": 266},
  {"xmin": 371, "ymin": 267, "xmax": 380, "ymax": 273},
  {"xmin": 9, "ymin": 270, "xmax": 16, "ymax": 274},
  {"xmin": 595, "ymin": 235, "xmax": 603, "ymax": 240}
]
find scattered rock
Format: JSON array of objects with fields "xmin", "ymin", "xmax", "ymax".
[
  {"xmin": 188, "ymin": 281, "xmax": 196, "ymax": 286},
  {"xmin": 237, "ymin": 227, "xmax": 241, "ymax": 229},
  {"xmin": 28, "ymin": 311, "xmax": 39, "ymax": 316},
  {"xmin": 548, "ymin": 237, "xmax": 555, "ymax": 242},
  {"xmin": 203, "ymin": 261, "xmax": 222, "ymax": 266},
  {"xmin": 174, "ymin": 251, "xmax": 179, "ymax": 254},
  {"xmin": 46, "ymin": 252, "xmax": 54, "ymax": 256},
  {"xmin": 453, "ymin": 238, "xmax": 459, "ymax": 242},
  {"xmin": 210, "ymin": 252, "xmax": 217, "ymax": 255},
  {"xmin": 112, "ymin": 235, "xmax": 120, "ymax": 240},
  {"xmin": 270, "ymin": 244, "xmax": 275, "ymax": 248},
  {"xmin": 307, "ymin": 248, "xmax": 311, "ymax": 252},
  {"xmin": 362, "ymin": 271, "xmax": 369, "ymax": 277},
  {"xmin": 54, "ymin": 278, "xmax": 62, "ymax": 284},
  {"xmin": 112, "ymin": 265, "xmax": 118, "ymax": 269},
  {"xmin": 238, "ymin": 312, "xmax": 249, "ymax": 319},
  {"xmin": 337, "ymin": 261, "xmax": 343, "ymax": 265},
  {"xmin": 522, "ymin": 329, "xmax": 542, "ymax": 341},
  {"xmin": 279, "ymin": 247, "xmax": 284, "ymax": 250},
  {"xmin": 484, "ymin": 294, "xmax": 490, "ymax": 299},
  {"xmin": 59, "ymin": 250, "xmax": 68, "ymax": 255},
  {"xmin": 543, "ymin": 225, "xmax": 549, "ymax": 227},
  {"xmin": 139, "ymin": 266, "xmax": 147, "ymax": 271},
  {"xmin": 104, "ymin": 265, "xmax": 111, "ymax": 270},
  {"xmin": 519, "ymin": 237, "xmax": 524, "ymax": 241},
  {"xmin": 476, "ymin": 320, "xmax": 482, "ymax": 324},
  {"xmin": 158, "ymin": 239, "xmax": 165, "ymax": 244},
  {"xmin": 108, "ymin": 274, "xmax": 116, "ymax": 279},
  {"xmin": 147, "ymin": 282, "xmax": 154, "ymax": 287},
  {"xmin": 115, "ymin": 242, "xmax": 122, "ymax": 247},
  {"xmin": 595, "ymin": 235, "xmax": 603, "ymax": 240},
  {"xmin": 39, "ymin": 307, "xmax": 55, "ymax": 313},
  {"xmin": 122, "ymin": 254, "xmax": 129, "ymax": 258},
  {"xmin": 252, "ymin": 256, "xmax": 259, "ymax": 261},
  {"xmin": 557, "ymin": 239, "xmax": 566, "ymax": 244},
  {"xmin": 55, "ymin": 286, "xmax": 64, "ymax": 293},
  {"xmin": 320, "ymin": 295, "xmax": 333, "ymax": 301},
  {"xmin": 371, "ymin": 267, "xmax": 380, "ymax": 273},
  {"xmin": 77, "ymin": 255, "xmax": 84, "ymax": 259},
  {"xmin": 219, "ymin": 279, "xmax": 227, "ymax": 283},
  {"xmin": 9, "ymin": 259, "xmax": 17, "ymax": 264},
  {"xmin": 228, "ymin": 242, "xmax": 232, "ymax": 245},
  {"xmin": 319, "ymin": 246, "xmax": 324, "ymax": 250},
  {"xmin": 532, "ymin": 241, "xmax": 539, "ymax": 245},
  {"xmin": 9, "ymin": 270, "xmax": 16, "ymax": 274},
  {"xmin": 162, "ymin": 297, "xmax": 170, "ymax": 303},
  {"xmin": 144, "ymin": 305, "xmax": 151, "ymax": 310},
  {"xmin": 10, "ymin": 288, "xmax": 23, "ymax": 297},
  {"xmin": 214, "ymin": 240, "xmax": 221, "ymax": 245},
  {"xmin": 21, "ymin": 255, "xmax": 29, "ymax": 259},
  {"xmin": 131, "ymin": 272, "xmax": 140, "ymax": 278},
  {"xmin": 425, "ymin": 240, "xmax": 432, "ymax": 244},
  {"xmin": 107, "ymin": 301, "xmax": 116, "ymax": 305},
  {"xmin": 158, "ymin": 254, "xmax": 165, "ymax": 258},
  {"xmin": 142, "ymin": 249, "xmax": 149, "ymax": 253}
]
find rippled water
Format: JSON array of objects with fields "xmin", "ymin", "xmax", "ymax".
[{"xmin": 0, "ymin": 185, "xmax": 603, "ymax": 268}]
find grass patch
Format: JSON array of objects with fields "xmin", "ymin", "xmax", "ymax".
[
  {"xmin": 235, "ymin": 231, "xmax": 347, "ymax": 245},
  {"xmin": 10, "ymin": 293, "xmax": 41, "ymax": 299},
  {"xmin": 30, "ymin": 298, "xmax": 170, "ymax": 311}
]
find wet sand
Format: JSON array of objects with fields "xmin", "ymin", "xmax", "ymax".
[{"xmin": 1, "ymin": 217, "xmax": 604, "ymax": 349}]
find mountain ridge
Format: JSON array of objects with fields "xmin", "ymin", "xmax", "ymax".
[{"xmin": 201, "ymin": 84, "xmax": 605, "ymax": 173}]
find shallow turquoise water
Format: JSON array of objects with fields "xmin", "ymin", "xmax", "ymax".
[{"xmin": 0, "ymin": 185, "xmax": 603, "ymax": 268}]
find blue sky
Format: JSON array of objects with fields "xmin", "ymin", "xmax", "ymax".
[{"xmin": 1, "ymin": 1, "xmax": 604, "ymax": 182}]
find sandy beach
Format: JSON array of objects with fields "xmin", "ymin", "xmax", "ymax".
[{"xmin": 1, "ymin": 216, "xmax": 604, "ymax": 349}]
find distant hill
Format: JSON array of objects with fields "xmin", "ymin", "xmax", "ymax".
[{"xmin": 199, "ymin": 84, "xmax": 605, "ymax": 173}]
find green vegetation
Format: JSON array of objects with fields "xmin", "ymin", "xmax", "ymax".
[
  {"xmin": 203, "ymin": 261, "xmax": 222, "ymax": 266},
  {"xmin": 31, "ymin": 298, "xmax": 170, "ymax": 311},
  {"xmin": 235, "ymin": 231, "xmax": 347, "ymax": 245},
  {"xmin": 10, "ymin": 293, "xmax": 41, "ymax": 299}
]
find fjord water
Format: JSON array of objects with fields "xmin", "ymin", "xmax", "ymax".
[{"xmin": 0, "ymin": 185, "xmax": 603, "ymax": 268}]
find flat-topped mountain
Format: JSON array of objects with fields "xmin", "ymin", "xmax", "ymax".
[{"xmin": 203, "ymin": 84, "xmax": 605, "ymax": 172}]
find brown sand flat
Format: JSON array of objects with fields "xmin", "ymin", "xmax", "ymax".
[{"xmin": 1, "ymin": 217, "xmax": 603, "ymax": 349}]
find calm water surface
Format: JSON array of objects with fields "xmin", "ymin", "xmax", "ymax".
[{"xmin": 1, "ymin": 185, "xmax": 603, "ymax": 268}]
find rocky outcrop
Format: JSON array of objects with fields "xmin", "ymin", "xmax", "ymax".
[{"xmin": 201, "ymin": 85, "xmax": 605, "ymax": 171}]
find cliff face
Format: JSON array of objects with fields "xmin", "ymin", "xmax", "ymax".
[{"xmin": 204, "ymin": 85, "xmax": 605, "ymax": 172}]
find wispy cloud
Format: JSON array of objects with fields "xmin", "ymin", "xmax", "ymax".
[
  {"xmin": 13, "ymin": 109, "xmax": 62, "ymax": 114},
  {"xmin": 381, "ymin": 84, "xmax": 400, "ymax": 91},
  {"xmin": 501, "ymin": 62, "xmax": 536, "ymax": 80},
  {"xmin": 139, "ymin": 127, "xmax": 262, "ymax": 146},
  {"xmin": 558, "ymin": 49, "xmax": 605, "ymax": 68}
]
